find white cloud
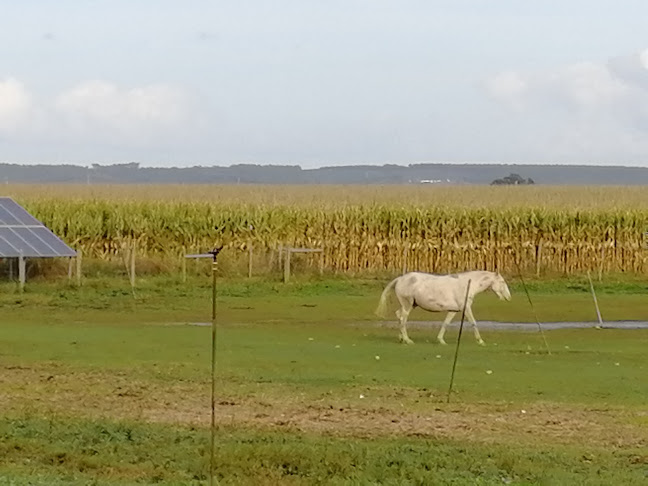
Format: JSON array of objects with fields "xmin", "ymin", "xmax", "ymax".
[
  {"xmin": 0, "ymin": 78, "xmax": 197, "ymax": 148},
  {"xmin": 484, "ymin": 71, "xmax": 527, "ymax": 110},
  {"xmin": 484, "ymin": 48, "xmax": 648, "ymax": 162},
  {"xmin": 54, "ymin": 81, "xmax": 194, "ymax": 145},
  {"xmin": 559, "ymin": 62, "xmax": 628, "ymax": 108},
  {"xmin": 486, "ymin": 60, "xmax": 631, "ymax": 110},
  {"xmin": 640, "ymin": 48, "xmax": 648, "ymax": 71},
  {"xmin": 0, "ymin": 78, "xmax": 35, "ymax": 136}
]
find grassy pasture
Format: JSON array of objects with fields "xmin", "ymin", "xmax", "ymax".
[
  {"xmin": 1, "ymin": 182, "xmax": 648, "ymax": 483},
  {"xmin": 1, "ymin": 276, "xmax": 648, "ymax": 484}
]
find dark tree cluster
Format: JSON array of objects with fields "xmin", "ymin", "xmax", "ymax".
[{"xmin": 490, "ymin": 173, "xmax": 535, "ymax": 185}]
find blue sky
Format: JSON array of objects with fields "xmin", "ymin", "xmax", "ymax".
[{"xmin": 2, "ymin": 1, "xmax": 648, "ymax": 167}]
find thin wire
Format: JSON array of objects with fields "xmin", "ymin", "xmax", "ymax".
[
  {"xmin": 514, "ymin": 258, "xmax": 551, "ymax": 355},
  {"xmin": 587, "ymin": 271, "xmax": 604, "ymax": 328},
  {"xmin": 447, "ymin": 279, "xmax": 472, "ymax": 403}
]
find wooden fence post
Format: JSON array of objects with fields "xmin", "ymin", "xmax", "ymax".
[
  {"xmin": 248, "ymin": 245, "xmax": 253, "ymax": 278},
  {"xmin": 129, "ymin": 241, "xmax": 136, "ymax": 295},
  {"xmin": 319, "ymin": 250, "xmax": 324, "ymax": 275},
  {"xmin": 18, "ymin": 254, "xmax": 26, "ymax": 292},
  {"xmin": 402, "ymin": 246, "xmax": 408, "ymax": 275},
  {"xmin": 76, "ymin": 250, "xmax": 83, "ymax": 286},
  {"xmin": 283, "ymin": 248, "xmax": 292, "ymax": 283},
  {"xmin": 181, "ymin": 246, "xmax": 187, "ymax": 283}
]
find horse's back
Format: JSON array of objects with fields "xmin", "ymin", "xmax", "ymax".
[
  {"xmin": 394, "ymin": 272, "xmax": 462, "ymax": 311},
  {"xmin": 397, "ymin": 272, "xmax": 448, "ymax": 290}
]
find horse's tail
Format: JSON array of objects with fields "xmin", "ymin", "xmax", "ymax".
[{"xmin": 375, "ymin": 276, "xmax": 399, "ymax": 318}]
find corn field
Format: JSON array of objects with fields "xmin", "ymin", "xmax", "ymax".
[{"xmin": 9, "ymin": 185, "xmax": 648, "ymax": 277}]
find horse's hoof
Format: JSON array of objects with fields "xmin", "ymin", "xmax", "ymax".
[
  {"xmin": 438, "ymin": 339, "xmax": 447, "ymax": 346},
  {"xmin": 478, "ymin": 340, "xmax": 486, "ymax": 346},
  {"xmin": 400, "ymin": 337, "xmax": 414, "ymax": 344}
]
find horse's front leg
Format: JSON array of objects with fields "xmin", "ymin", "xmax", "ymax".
[
  {"xmin": 465, "ymin": 306, "xmax": 485, "ymax": 345},
  {"xmin": 437, "ymin": 311, "xmax": 456, "ymax": 345}
]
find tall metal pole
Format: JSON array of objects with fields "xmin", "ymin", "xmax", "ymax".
[
  {"xmin": 209, "ymin": 250, "xmax": 218, "ymax": 486},
  {"xmin": 514, "ymin": 258, "xmax": 551, "ymax": 355},
  {"xmin": 446, "ymin": 279, "xmax": 472, "ymax": 403},
  {"xmin": 186, "ymin": 246, "xmax": 223, "ymax": 486}
]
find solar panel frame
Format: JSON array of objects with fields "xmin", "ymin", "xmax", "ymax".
[
  {"xmin": 0, "ymin": 198, "xmax": 41, "ymax": 225},
  {"xmin": 0, "ymin": 197, "xmax": 77, "ymax": 258}
]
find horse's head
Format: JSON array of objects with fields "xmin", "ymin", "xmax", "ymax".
[{"xmin": 491, "ymin": 272, "xmax": 511, "ymax": 301}]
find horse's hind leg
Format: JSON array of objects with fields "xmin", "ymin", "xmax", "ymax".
[
  {"xmin": 437, "ymin": 311, "xmax": 456, "ymax": 345},
  {"xmin": 395, "ymin": 296, "xmax": 414, "ymax": 344},
  {"xmin": 465, "ymin": 306, "xmax": 485, "ymax": 345}
]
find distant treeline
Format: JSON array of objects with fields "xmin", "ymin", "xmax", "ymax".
[{"xmin": 2, "ymin": 162, "xmax": 648, "ymax": 185}]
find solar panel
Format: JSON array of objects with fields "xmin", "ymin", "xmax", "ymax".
[
  {"xmin": 0, "ymin": 197, "xmax": 77, "ymax": 258},
  {"xmin": 0, "ymin": 198, "xmax": 41, "ymax": 225}
]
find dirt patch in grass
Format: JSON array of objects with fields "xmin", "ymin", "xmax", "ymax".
[{"xmin": 2, "ymin": 363, "xmax": 646, "ymax": 449}]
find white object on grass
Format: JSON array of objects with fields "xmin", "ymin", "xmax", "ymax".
[{"xmin": 375, "ymin": 270, "xmax": 511, "ymax": 346}]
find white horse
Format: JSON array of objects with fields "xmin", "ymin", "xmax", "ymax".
[{"xmin": 375, "ymin": 270, "xmax": 511, "ymax": 345}]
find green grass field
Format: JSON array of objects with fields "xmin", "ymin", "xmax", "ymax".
[{"xmin": 1, "ymin": 275, "xmax": 648, "ymax": 485}]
